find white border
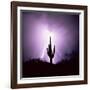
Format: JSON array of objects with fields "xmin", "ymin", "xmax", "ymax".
[{"xmin": 17, "ymin": 6, "xmax": 84, "ymax": 84}]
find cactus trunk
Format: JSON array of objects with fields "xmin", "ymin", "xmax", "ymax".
[
  {"xmin": 47, "ymin": 37, "xmax": 55, "ymax": 64},
  {"xmin": 50, "ymin": 58, "xmax": 52, "ymax": 64}
]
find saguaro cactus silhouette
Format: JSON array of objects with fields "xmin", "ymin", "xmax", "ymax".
[{"xmin": 47, "ymin": 37, "xmax": 55, "ymax": 64}]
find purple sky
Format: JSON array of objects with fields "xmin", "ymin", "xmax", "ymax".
[{"xmin": 21, "ymin": 10, "xmax": 79, "ymax": 64}]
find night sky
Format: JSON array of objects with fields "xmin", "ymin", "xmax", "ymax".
[{"xmin": 21, "ymin": 10, "xmax": 79, "ymax": 64}]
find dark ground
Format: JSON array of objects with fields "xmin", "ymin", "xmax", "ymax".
[{"xmin": 22, "ymin": 52, "xmax": 79, "ymax": 78}]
